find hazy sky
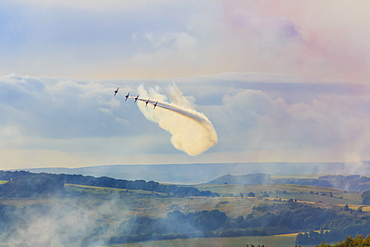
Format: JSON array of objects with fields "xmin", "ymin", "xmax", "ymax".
[{"xmin": 1, "ymin": 0, "xmax": 370, "ymax": 169}]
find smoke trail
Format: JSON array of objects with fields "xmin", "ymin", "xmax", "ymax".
[{"xmin": 132, "ymin": 85, "xmax": 217, "ymax": 156}]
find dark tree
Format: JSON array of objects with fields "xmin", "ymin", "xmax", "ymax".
[{"xmin": 247, "ymin": 192, "xmax": 256, "ymax": 197}]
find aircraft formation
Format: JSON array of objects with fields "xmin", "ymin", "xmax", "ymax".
[{"xmin": 114, "ymin": 88, "xmax": 158, "ymax": 109}]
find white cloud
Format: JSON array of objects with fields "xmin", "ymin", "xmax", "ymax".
[
  {"xmin": 211, "ymin": 84, "xmax": 370, "ymax": 163},
  {"xmin": 2, "ymin": 1, "xmax": 369, "ymax": 81},
  {"xmin": 1, "ymin": 73, "xmax": 370, "ymax": 169},
  {"xmin": 145, "ymin": 31, "xmax": 197, "ymax": 49}
]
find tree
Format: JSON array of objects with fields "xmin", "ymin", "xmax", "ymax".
[
  {"xmin": 362, "ymin": 190, "xmax": 370, "ymax": 205},
  {"xmin": 247, "ymin": 192, "xmax": 255, "ymax": 197},
  {"xmin": 0, "ymin": 175, "xmax": 64, "ymax": 198}
]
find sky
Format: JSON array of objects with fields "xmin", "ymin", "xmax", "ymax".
[{"xmin": 1, "ymin": 0, "xmax": 370, "ymax": 170}]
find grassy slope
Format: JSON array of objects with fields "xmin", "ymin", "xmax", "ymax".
[
  {"xmin": 1, "ymin": 182, "xmax": 365, "ymax": 218},
  {"xmin": 194, "ymin": 183, "xmax": 363, "ymax": 205},
  {"xmin": 65, "ymin": 184, "xmax": 167, "ymax": 196}
]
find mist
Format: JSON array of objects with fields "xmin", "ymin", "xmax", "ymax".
[
  {"xmin": 134, "ymin": 84, "xmax": 218, "ymax": 156},
  {"xmin": 2, "ymin": 198, "xmax": 119, "ymax": 247}
]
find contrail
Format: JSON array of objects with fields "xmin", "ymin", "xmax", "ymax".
[
  {"xmin": 132, "ymin": 97, "xmax": 212, "ymax": 127},
  {"xmin": 130, "ymin": 85, "xmax": 218, "ymax": 156}
]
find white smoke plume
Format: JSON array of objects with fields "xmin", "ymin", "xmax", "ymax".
[{"xmin": 133, "ymin": 84, "xmax": 218, "ymax": 156}]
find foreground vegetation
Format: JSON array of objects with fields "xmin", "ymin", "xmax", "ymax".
[
  {"xmin": 297, "ymin": 234, "xmax": 370, "ymax": 247},
  {"xmin": 125, "ymin": 233, "xmax": 298, "ymax": 247}
]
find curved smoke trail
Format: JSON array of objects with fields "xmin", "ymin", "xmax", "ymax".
[{"xmin": 131, "ymin": 85, "xmax": 218, "ymax": 156}]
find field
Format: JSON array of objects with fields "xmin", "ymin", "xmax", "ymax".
[
  {"xmin": 2, "ymin": 182, "xmax": 363, "ymax": 218},
  {"xmin": 116, "ymin": 233, "xmax": 298, "ymax": 247},
  {"xmin": 64, "ymin": 183, "xmax": 365, "ymax": 218},
  {"xmin": 65, "ymin": 184, "xmax": 168, "ymax": 196},
  {"xmin": 193, "ymin": 183, "xmax": 363, "ymax": 206}
]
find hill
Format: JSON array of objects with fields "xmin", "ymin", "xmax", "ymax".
[
  {"xmin": 18, "ymin": 161, "xmax": 370, "ymax": 184},
  {"xmin": 0, "ymin": 170, "xmax": 218, "ymax": 198},
  {"xmin": 206, "ymin": 173, "xmax": 370, "ymax": 193}
]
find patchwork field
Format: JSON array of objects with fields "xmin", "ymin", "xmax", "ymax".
[
  {"xmin": 193, "ymin": 183, "xmax": 363, "ymax": 206},
  {"xmin": 3, "ymin": 182, "xmax": 363, "ymax": 219}
]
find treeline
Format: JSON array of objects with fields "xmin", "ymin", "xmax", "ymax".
[
  {"xmin": 108, "ymin": 209, "xmax": 228, "ymax": 244},
  {"xmin": 362, "ymin": 190, "xmax": 370, "ymax": 205},
  {"xmin": 319, "ymin": 234, "xmax": 370, "ymax": 247},
  {"xmin": 108, "ymin": 202, "xmax": 358, "ymax": 244},
  {"xmin": 0, "ymin": 173, "xmax": 64, "ymax": 198},
  {"xmin": 108, "ymin": 197, "xmax": 370, "ymax": 245},
  {"xmin": 109, "ymin": 201, "xmax": 370, "ymax": 244},
  {"xmin": 296, "ymin": 208, "xmax": 370, "ymax": 245},
  {"xmin": 0, "ymin": 170, "xmax": 219, "ymax": 198},
  {"xmin": 1, "ymin": 196, "xmax": 370, "ymax": 245},
  {"xmin": 296, "ymin": 234, "xmax": 370, "ymax": 247}
]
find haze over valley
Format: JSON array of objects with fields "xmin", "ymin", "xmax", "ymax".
[
  {"xmin": 23, "ymin": 161, "xmax": 370, "ymax": 184},
  {"xmin": 2, "ymin": 0, "xmax": 370, "ymax": 246}
]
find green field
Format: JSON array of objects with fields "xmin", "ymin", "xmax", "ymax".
[
  {"xmin": 1, "ymin": 182, "xmax": 364, "ymax": 219},
  {"xmin": 65, "ymin": 184, "xmax": 167, "ymax": 196},
  {"xmin": 117, "ymin": 233, "xmax": 298, "ymax": 247},
  {"xmin": 193, "ymin": 183, "xmax": 363, "ymax": 206}
]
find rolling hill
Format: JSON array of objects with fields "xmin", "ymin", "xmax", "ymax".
[
  {"xmin": 17, "ymin": 161, "xmax": 370, "ymax": 184},
  {"xmin": 206, "ymin": 173, "xmax": 370, "ymax": 193}
]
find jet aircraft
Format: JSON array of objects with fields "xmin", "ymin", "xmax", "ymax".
[
  {"xmin": 145, "ymin": 98, "xmax": 150, "ymax": 107},
  {"xmin": 153, "ymin": 101, "xmax": 158, "ymax": 109},
  {"xmin": 134, "ymin": 95, "xmax": 139, "ymax": 103},
  {"xmin": 114, "ymin": 87, "xmax": 119, "ymax": 96},
  {"xmin": 125, "ymin": 92, "xmax": 130, "ymax": 101}
]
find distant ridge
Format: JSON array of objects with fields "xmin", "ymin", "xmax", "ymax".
[
  {"xmin": 16, "ymin": 161, "xmax": 370, "ymax": 184},
  {"xmin": 206, "ymin": 173, "xmax": 370, "ymax": 193},
  {"xmin": 207, "ymin": 173, "xmax": 272, "ymax": 185}
]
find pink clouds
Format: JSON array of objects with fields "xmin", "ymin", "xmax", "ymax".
[
  {"xmin": 220, "ymin": 0, "xmax": 370, "ymax": 83},
  {"xmin": 1, "ymin": 0, "xmax": 369, "ymax": 82}
]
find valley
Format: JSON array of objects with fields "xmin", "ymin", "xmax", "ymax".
[{"xmin": 1, "ymin": 170, "xmax": 370, "ymax": 246}]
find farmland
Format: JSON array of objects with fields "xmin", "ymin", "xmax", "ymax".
[
  {"xmin": 194, "ymin": 183, "xmax": 363, "ymax": 205},
  {"xmin": 56, "ymin": 183, "xmax": 367, "ymax": 218},
  {"xmin": 1, "ymin": 171, "xmax": 370, "ymax": 246}
]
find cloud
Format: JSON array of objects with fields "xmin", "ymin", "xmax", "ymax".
[
  {"xmin": 0, "ymin": 75, "xmax": 135, "ymax": 139},
  {"xmin": 212, "ymin": 85, "xmax": 370, "ymax": 162},
  {"xmin": 219, "ymin": 0, "xmax": 370, "ymax": 83},
  {"xmin": 0, "ymin": 0, "xmax": 209, "ymax": 79},
  {"xmin": 1, "ymin": 1, "xmax": 369, "ymax": 81},
  {"xmin": 1, "ymin": 73, "xmax": 370, "ymax": 169},
  {"xmin": 144, "ymin": 32, "xmax": 197, "ymax": 50},
  {"xmin": 0, "ymin": 74, "xmax": 206, "ymax": 168},
  {"xmin": 136, "ymin": 84, "xmax": 218, "ymax": 156}
]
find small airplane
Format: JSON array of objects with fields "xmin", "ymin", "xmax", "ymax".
[
  {"xmin": 125, "ymin": 92, "xmax": 130, "ymax": 101},
  {"xmin": 134, "ymin": 95, "xmax": 139, "ymax": 103},
  {"xmin": 114, "ymin": 87, "xmax": 119, "ymax": 96},
  {"xmin": 145, "ymin": 98, "xmax": 150, "ymax": 107},
  {"xmin": 153, "ymin": 101, "xmax": 158, "ymax": 109}
]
